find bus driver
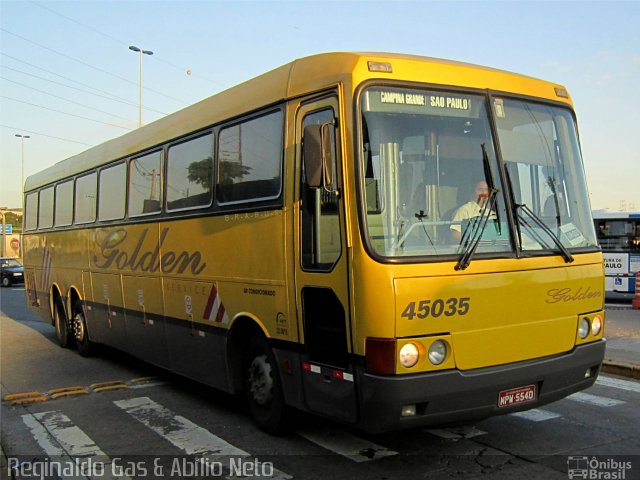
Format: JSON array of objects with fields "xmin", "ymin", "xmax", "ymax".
[{"xmin": 450, "ymin": 180, "xmax": 494, "ymax": 242}]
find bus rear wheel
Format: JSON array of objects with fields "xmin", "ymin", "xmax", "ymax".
[
  {"xmin": 53, "ymin": 297, "xmax": 71, "ymax": 348},
  {"xmin": 243, "ymin": 336, "xmax": 287, "ymax": 434},
  {"xmin": 72, "ymin": 302, "xmax": 92, "ymax": 357}
]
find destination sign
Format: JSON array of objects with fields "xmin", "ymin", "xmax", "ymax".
[{"xmin": 363, "ymin": 88, "xmax": 480, "ymax": 118}]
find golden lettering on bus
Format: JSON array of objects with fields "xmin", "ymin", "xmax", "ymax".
[
  {"xmin": 545, "ymin": 287, "xmax": 602, "ymax": 304},
  {"xmin": 93, "ymin": 227, "xmax": 207, "ymax": 275}
]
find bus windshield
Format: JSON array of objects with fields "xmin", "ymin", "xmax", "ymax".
[
  {"xmin": 359, "ymin": 86, "xmax": 598, "ymax": 259},
  {"xmin": 494, "ymin": 98, "xmax": 597, "ymax": 254}
]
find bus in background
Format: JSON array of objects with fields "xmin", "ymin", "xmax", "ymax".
[
  {"xmin": 22, "ymin": 52, "xmax": 604, "ymax": 434},
  {"xmin": 593, "ymin": 212, "xmax": 640, "ymax": 295}
]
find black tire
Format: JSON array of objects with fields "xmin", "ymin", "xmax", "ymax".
[
  {"xmin": 72, "ymin": 301, "xmax": 93, "ymax": 357},
  {"xmin": 53, "ymin": 296, "xmax": 71, "ymax": 348},
  {"xmin": 243, "ymin": 335, "xmax": 287, "ymax": 434},
  {"xmin": 1, "ymin": 277, "xmax": 10, "ymax": 288}
]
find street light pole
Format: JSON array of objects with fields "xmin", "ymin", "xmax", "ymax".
[
  {"xmin": 129, "ymin": 45, "xmax": 154, "ymax": 127},
  {"xmin": 1, "ymin": 207, "xmax": 7, "ymax": 257},
  {"xmin": 14, "ymin": 134, "xmax": 30, "ymax": 202}
]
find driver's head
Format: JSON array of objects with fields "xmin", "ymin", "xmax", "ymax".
[{"xmin": 474, "ymin": 180, "xmax": 490, "ymax": 204}]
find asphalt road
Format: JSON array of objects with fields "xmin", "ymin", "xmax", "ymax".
[{"xmin": 2, "ymin": 287, "xmax": 639, "ymax": 480}]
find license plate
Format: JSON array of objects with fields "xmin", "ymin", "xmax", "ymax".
[{"xmin": 497, "ymin": 384, "xmax": 537, "ymax": 408}]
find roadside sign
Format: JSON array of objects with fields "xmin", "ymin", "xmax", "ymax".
[{"xmin": 2, "ymin": 224, "xmax": 12, "ymax": 234}]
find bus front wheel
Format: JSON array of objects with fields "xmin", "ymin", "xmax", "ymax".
[{"xmin": 243, "ymin": 336, "xmax": 287, "ymax": 434}]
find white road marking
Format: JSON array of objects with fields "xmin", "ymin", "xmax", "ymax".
[
  {"xmin": 510, "ymin": 409, "xmax": 561, "ymax": 422},
  {"xmin": 596, "ymin": 375, "xmax": 640, "ymax": 394},
  {"xmin": 114, "ymin": 397, "xmax": 291, "ymax": 479},
  {"xmin": 22, "ymin": 413, "xmax": 68, "ymax": 457},
  {"xmin": 297, "ymin": 426, "xmax": 397, "ymax": 462},
  {"xmin": 567, "ymin": 391, "xmax": 626, "ymax": 407},
  {"xmin": 22, "ymin": 411, "xmax": 127, "ymax": 480},
  {"xmin": 114, "ymin": 396, "xmax": 247, "ymax": 456}
]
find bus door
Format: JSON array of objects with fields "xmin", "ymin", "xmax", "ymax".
[{"xmin": 294, "ymin": 96, "xmax": 357, "ymax": 423}]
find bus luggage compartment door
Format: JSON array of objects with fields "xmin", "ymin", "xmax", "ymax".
[{"xmin": 299, "ymin": 287, "xmax": 357, "ymax": 422}]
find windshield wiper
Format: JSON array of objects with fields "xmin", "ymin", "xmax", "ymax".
[
  {"xmin": 455, "ymin": 188, "xmax": 498, "ymax": 271},
  {"xmin": 481, "ymin": 143, "xmax": 501, "ymax": 234},
  {"xmin": 517, "ymin": 203, "xmax": 574, "ymax": 263},
  {"xmin": 454, "ymin": 143, "xmax": 500, "ymax": 271}
]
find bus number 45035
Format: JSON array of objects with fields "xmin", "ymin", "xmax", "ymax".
[{"xmin": 401, "ymin": 297, "xmax": 471, "ymax": 320}]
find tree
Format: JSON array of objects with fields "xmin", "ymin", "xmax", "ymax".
[
  {"xmin": 218, "ymin": 160, "xmax": 252, "ymax": 185},
  {"xmin": 187, "ymin": 157, "xmax": 213, "ymax": 190},
  {"xmin": 4, "ymin": 211, "xmax": 22, "ymax": 233},
  {"xmin": 186, "ymin": 157, "xmax": 252, "ymax": 188}
]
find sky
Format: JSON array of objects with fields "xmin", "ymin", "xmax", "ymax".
[{"xmin": 1, "ymin": 0, "xmax": 638, "ymax": 212}]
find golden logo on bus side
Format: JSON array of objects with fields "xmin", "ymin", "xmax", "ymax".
[
  {"xmin": 92, "ymin": 227, "xmax": 207, "ymax": 275},
  {"xmin": 545, "ymin": 287, "xmax": 601, "ymax": 304}
]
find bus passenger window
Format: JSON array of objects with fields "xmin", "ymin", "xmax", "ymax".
[
  {"xmin": 24, "ymin": 192, "xmax": 38, "ymax": 231},
  {"xmin": 54, "ymin": 180, "xmax": 73, "ymax": 227},
  {"xmin": 167, "ymin": 133, "xmax": 213, "ymax": 211},
  {"xmin": 216, "ymin": 110, "xmax": 283, "ymax": 204},
  {"xmin": 98, "ymin": 163, "xmax": 126, "ymax": 221},
  {"xmin": 38, "ymin": 186, "xmax": 54, "ymax": 229},
  {"xmin": 129, "ymin": 151, "xmax": 162, "ymax": 216},
  {"xmin": 74, "ymin": 173, "xmax": 97, "ymax": 224}
]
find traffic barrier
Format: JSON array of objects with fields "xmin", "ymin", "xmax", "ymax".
[{"xmin": 633, "ymin": 273, "xmax": 640, "ymax": 310}]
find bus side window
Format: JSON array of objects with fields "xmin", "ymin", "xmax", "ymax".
[
  {"xmin": 301, "ymin": 109, "xmax": 341, "ymax": 271},
  {"xmin": 216, "ymin": 110, "xmax": 283, "ymax": 205},
  {"xmin": 24, "ymin": 192, "xmax": 38, "ymax": 230},
  {"xmin": 98, "ymin": 163, "xmax": 126, "ymax": 221},
  {"xmin": 129, "ymin": 150, "xmax": 162, "ymax": 216}
]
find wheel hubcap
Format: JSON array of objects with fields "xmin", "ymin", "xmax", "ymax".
[
  {"xmin": 248, "ymin": 354, "xmax": 273, "ymax": 406},
  {"xmin": 73, "ymin": 313, "xmax": 85, "ymax": 342}
]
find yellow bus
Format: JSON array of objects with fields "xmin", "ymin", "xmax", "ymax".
[{"xmin": 22, "ymin": 52, "xmax": 605, "ymax": 433}]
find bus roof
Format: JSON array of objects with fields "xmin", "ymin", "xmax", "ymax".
[{"xmin": 24, "ymin": 52, "xmax": 572, "ymax": 192}]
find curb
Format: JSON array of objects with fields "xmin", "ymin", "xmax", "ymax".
[{"xmin": 602, "ymin": 360, "xmax": 640, "ymax": 380}]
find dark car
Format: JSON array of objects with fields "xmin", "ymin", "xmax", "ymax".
[{"xmin": 0, "ymin": 257, "xmax": 24, "ymax": 287}]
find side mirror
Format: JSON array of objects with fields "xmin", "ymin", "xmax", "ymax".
[{"xmin": 303, "ymin": 123, "xmax": 334, "ymax": 189}]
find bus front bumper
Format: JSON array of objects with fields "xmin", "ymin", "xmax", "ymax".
[{"xmin": 356, "ymin": 340, "xmax": 606, "ymax": 434}]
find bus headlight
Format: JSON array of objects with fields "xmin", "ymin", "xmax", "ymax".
[
  {"xmin": 428, "ymin": 340, "xmax": 447, "ymax": 365},
  {"xmin": 578, "ymin": 318, "xmax": 590, "ymax": 339},
  {"xmin": 399, "ymin": 342, "xmax": 420, "ymax": 368},
  {"xmin": 591, "ymin": 315, "xmax": 603, "ymax": 336}
]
